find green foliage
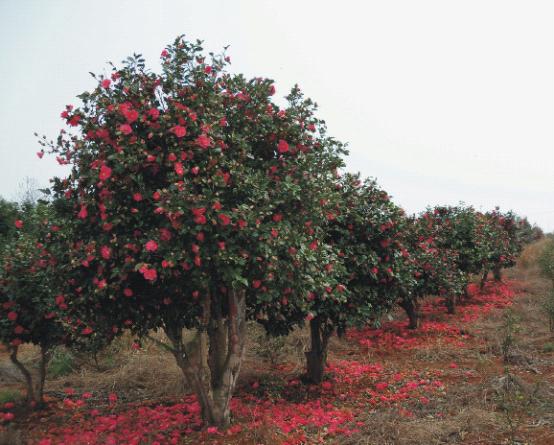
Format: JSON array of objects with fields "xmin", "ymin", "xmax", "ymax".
[
  {"xmin": 538, "ymin": 239, "xmax": 554, "ymax": 282},
  {"xmin": 47, "ymin": 347, "xmax": 75, "ymax": 378},
  {"xmin": 0, "ymin": 389, "xmax": 20, "ymax": 404},
  {"xmin": 0, "ymin": 202, "xmax": 67, "ymax": 351}
]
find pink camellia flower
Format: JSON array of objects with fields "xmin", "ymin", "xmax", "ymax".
[
  {"xmin": 37, "ymin": 151, "xmax": 44, "ymax": 159},
  {"xmin": 145, "ymin": 240, "xmax": 158, "ymax": 252},
  {"xmin": 81, "ymin": 327, "xmax": 93, "ymax": 335},
  {"xmin": 77, "ymin": 205, "xmax": 87, "ymax": 219},
  {"xmin": 101, "ymin": 79, "xmax": 111, "ymax": 89},
  {"xmin": 141, "ymin": 267, "xmax": 157, "ymax": 281},
  {"xmin": 174, "ymin": 162, "xmax": 184, "ymax": 176},
  {"xmin": 277, "ymin": 139, "xmax": 289, "ymax": 153},
  {"xmin": 132, "ymin": 193, "xmax": 142, "ymax": 202},
  {"xmin": 100, "ymin": 245, "xmax": 111, "ymax": 260},
  {"xmin": 161, "ymin": 49, "xmax": 169, "ymax": 58},
  {"xmin": 7, "ymin": 311, "xmax": 18, "ymax": 321},
  {"xmin": 108, "ymin": 393, "xmax": 117, "ymax": 404},
  {"xmin": 14, "ymin": 220, "xmax": 23, "ymax": 229},
  {"xmin": 14, "ymin": 325, "xmax": 24, "ymax": 334},
  {"xmin": 190, "ymin": 166, "xmax": 200, "ymax": 175},
  {"xmin": 119, "ymin": 124, "xmax": 132, "ymax": 135},
  {"xmin": 123, "ymin": 288, "xmax": 133, "ymax": 297},
  {"xmin": 82, "ymin": 392, "xmax": 93, "ymax": 399},
  {"xmin": 170, "ymin": 125, "xmax": 187, "ymax": 138}
]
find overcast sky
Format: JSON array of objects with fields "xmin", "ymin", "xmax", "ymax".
[{"xmin": 1, "ymin": 0, "xmax": 553, "ymax": 230}]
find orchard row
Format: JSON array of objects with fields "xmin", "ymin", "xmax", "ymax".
[{"xmin": 0, "ymin": 36, "xmax": 541, "ymax": 428}]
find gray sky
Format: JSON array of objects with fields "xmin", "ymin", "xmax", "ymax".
[{"xmin": 1, "ymin": 0, "xmax": 553, "ymax": 230}]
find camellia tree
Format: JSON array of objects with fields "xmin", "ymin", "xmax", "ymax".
[
  {"xmin": 255, "ymin": 174, "xmax": 414, "ymax": 383},
  {"xmin": 476, "ymin": 209, "xmax": 523, "ymax": 287},
  {"xmin": 418, "ymin": 205, "xmax": 481, "ymax": 310},
  {"xmin": 0, "ymin": 203, "xmax": 68, "ymax": 407},
  {"xmin": 403, "ymin": 215, "xmax": 466, "ymax": 325},
  {"xmin": 42, "ymin": 36, "xmax": 346, "ymax": 427},
  {"xmin": 312, "ymin": 174, "xmax": 414, "ymax": 379}
]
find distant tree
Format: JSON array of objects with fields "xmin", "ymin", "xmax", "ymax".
[{"xmin": 0, "ymin": 202, "xmax": 67, "ymax": 407}]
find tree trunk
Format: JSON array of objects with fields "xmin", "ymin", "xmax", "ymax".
[
  {"xmin": 399, "ymin": 299, "xmax": 419, "ymax": 329},
  {"xmin": 493, "ymin": 265, "xmax": 502, "ymax": 282},
  {"xmin": 9, "ymin": 346, "xmax": 36, "ymax": 405},
  {"xmin": 165, "ymin": 289, "xmax": 246, "ymax": 428},
  {"xmin": 305, "ymin": 317, "xmax": 332, "ymax": 384},
  {"xmin": 36, "ymin": 345, "xmax": 51, "ymax": 407},
  {"xmin": 446, "ymin": 294, "xmax": 456, "ymax": 314},
  {"xmin": 479, "ymin": 269, "xmax": 489, "ymax": 290}
]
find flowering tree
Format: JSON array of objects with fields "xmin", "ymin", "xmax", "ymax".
[
  {"xmin": 303, "ymin": 175, "xmax": 412, "ymax": 382},
  {"xmin": 42, "ymin": 37, "xmax": 346, "ymax": 427},
  {"xmin": 403, "ymin": 216, "xmax": 466, "ymax": 325},
  {"xmin": 477, "ymin": 209, "xmax": 523, "ymax": 287},
  {"xmin": 417, "ymin": 205, "xmax": 481, "ymax": 310},
  {"xmin": 0, "ymin": 203, "xmax": 67, "ymax": 407}
]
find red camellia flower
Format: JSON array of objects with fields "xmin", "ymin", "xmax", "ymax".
[
  {"xmin": 14, "ymin": 220, "xmax": 23, "ymax": 229},
  {"xmin": 37, "ymin": 151, "xmax": 44, "ymax": 159},
  {"xmin": 161, "ymin": 49, "xmax": 169, "ymax": 58},
  {"xmin": 191, "ymin": 166, "xmax": 200, "ymax": 175},
  {"xmin": 159, "ymin": 228, "xmax": 172, "ymax": 241},
  {"xmin": 195, "ymin": 134, "xmax": 211, "ymax": 149},
  {"xmin": 148, "ymin": 108, "xmax": 160, "ymax": 120},
  {"xmin": 218, "ymin": 213, "xmax": 231, "ymax": 226},
  {"xmin": 14, "ymin": 325, "xmax": 24, "ymax": 334},
  {"xmin": 277, "ymin": 139, "xmax": 289, "ymax": 153},
  {"xmin": 170, "ymin": 125, "xmax": 187, "ymax": 138},
  {"xmin": 192, "ymin": 207, "xmax": 207, "ymax": 225},
  {"xmin": 101, "ymin": 79, "xmax": 111, "ymax": 88},
  {"xmin": 123, "ymin": 288, "xmax": 133, "ymax": 297},
  {"xmin": 309, "ymin": 240, "xmax": 319, "ymax": 251},
  {"xmin": 68, "ymin": 115, "xmax": 81, "ymax": 126},
  {"xmin": 99, "ymin": 165, "xmax": 112, "ymax": 181},
  {"xmin": 7, "ymin": 311, "xmax": 18, "ymax": 321},
  {"xmin": 119, "ymin": 124, "xmax": 132, "ymax": 135},
  {"xmin": 132, "ymin": 193, "xmax": 142, "ymax": 202},
  {"xmin": 81, "ymin": 327, "xmax": 93, "ymax": 335},
  {"xmin": 145, "ymin": 240, "xmax": 158, "ymax": 252}
]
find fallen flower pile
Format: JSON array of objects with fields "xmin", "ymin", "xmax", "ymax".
[
  {"xmin": 348, "ymin": 281, "xmax": 517, "ymax": 351},
  {"xmin": 0, "ymin": 281, "xmax": 519, "ymax": 444}
]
